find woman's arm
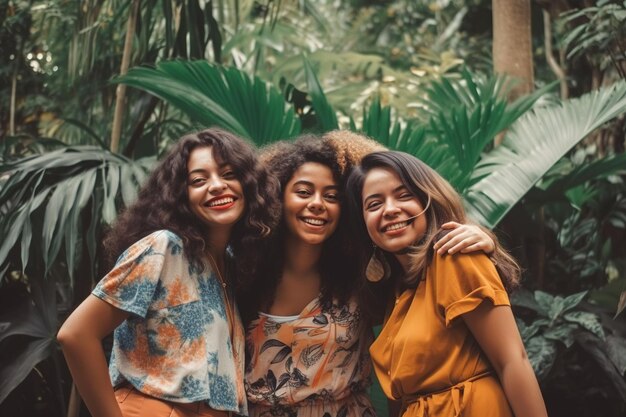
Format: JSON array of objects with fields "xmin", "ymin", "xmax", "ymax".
[
  {"xmin": 463, "ymin": 302, "xmax": 548, "ymax": 417},
  {"xmin": 57, "ymin": 295, "xmax": 129, "ymax": 417},
  {"xmin": 434, "ymin": 222, "xmax": 495, "ymax": 255}
]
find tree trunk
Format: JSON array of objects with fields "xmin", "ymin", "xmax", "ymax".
[
  {"xmin": 9, "ymin": 37, "xmax": 22, "ymax": 137},
  {"xmin": 9, "ymin": 68, "xmax": 17, "ymax": 136},
  {"xmin": 110, "ymin": 0, "xmax": 141, "ymax": 153},
  {"xmin": 543, "ymin": 10, "xmax": 569, "ymax": 99},
  {"xmin": 492, "ymin": 0, "xmax": 545, "ymax": 289},
  {"xmin": 492, "ymin": 0, "xmax": 534, "ymax": 102}
]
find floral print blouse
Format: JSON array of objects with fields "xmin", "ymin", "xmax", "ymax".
[
  {"xmin": 245, "ymin": 295, "xmax": 376, "ymax": 417},
  {"xmin": 92, "ymin": 230, "xmax": 247, "ymax": 415}
]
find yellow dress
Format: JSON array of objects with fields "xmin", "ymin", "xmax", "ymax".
[{"xmin": 369, "ymin": 253, "xmax": 514, "ymax": 417}]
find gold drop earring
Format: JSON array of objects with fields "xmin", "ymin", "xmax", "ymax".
[{"xmin": 365, "ymin": 245, "xmax": 390, "ymax": 282}]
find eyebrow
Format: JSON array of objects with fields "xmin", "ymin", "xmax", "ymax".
[
  {"xmin": 187, "ymin": 163, "xmax": 231, "ymax": 176},
  {"xmin": 363, "ymin": 184, "xmax": 407, "ymax": 202},
  {"xmin": 292, "ymin": 180, "xmax": 339, "ymax": 190}
]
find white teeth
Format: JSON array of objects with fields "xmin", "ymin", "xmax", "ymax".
[
  {"xmin": 302, "ymin": 218, "xmax": 326, "ymax": 226},
  {"xmin": 208, "ymin": 197, "xmax": 234, "ymax": 207},
  {"xmin": 385, "ymin": 221, "xmax": 408, "ymax": 231}
]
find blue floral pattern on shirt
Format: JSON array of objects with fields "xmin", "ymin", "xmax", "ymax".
[{"xmin": 92, "ymin": 230, "xmax": 247, "ymax": 414}]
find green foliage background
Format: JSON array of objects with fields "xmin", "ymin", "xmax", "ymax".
[{"xmin": 1, "ymin": 1, "xmax": 625, "ymax": 416}]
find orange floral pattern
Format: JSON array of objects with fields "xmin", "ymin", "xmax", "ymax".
[{"xmin": 245, "ymin": 296, "xmax": 376, "ymax": 417}]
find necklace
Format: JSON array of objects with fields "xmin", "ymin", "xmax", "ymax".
[{"xmin": 207, "ymin": 253, "xmax": 235, "ymax": 340}]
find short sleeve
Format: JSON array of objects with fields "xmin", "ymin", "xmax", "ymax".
[
  {"xmin": 431, "ymin": 252, "xmax": 510, "ymax": 327},
  {"xmin": 92, "ymin": 230, "xmax": 175, "ymax": 317}
]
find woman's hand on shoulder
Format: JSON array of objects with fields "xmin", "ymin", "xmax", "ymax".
[{"xmin": 433, "ymin": 222, "xmax": 495, "ymax": 256}]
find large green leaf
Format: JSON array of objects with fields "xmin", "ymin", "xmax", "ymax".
[
  {"xmin": 537, "ymin": 153, "xmax": 626, "ymax": 202},
  {"xmin": 302, "ymin": 56, "xmax": 339, "ymax": 132},
  {"xmin": 525, "ymin": 336, "xmax": 557, "ymax": 380},
  {"xmin": 420, "ymin": 69, "xmax": 555, "ymax": 191},
  {"xmin": 0, "ymin": 147, "xmax": 153, "ymax": 283},
  {"xmin": 0, "ymin": 277, "xmax": 57, "ymax": 404},
  {"xmin": 465, "ymin": 81, "xmax": 626, "ymax": 228},
  {"xmin": 355, "ymin": 96, "xmax": 465, "ymax": 188},
  {"xmin": 116, "ymin": 60, "xmax": 301, "ymax": 145}
]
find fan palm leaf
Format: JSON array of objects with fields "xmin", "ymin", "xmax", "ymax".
[
  {"xmin": 465, "ymin": 81, "xmax": 626, "ymax": 228},
  {"xmin": 421, "ymin": 69, "xmax": 556, "ymax": 190},
  {"xmin": 355, "ymin": 96, "xmax": 466, "ymax": 188},
  {"xmin": 0, "ymin": 147, "xmax": 153, "ymax": 283},
  {"xmin": 116, "ymin": 60, "xmax": 301, "ymax": 145}
]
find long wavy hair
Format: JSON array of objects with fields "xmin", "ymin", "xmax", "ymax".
[
  {"xmin": 104, "ymin": 128, "xmax": 281, "ymax": 288},
  {"xmin": 239, "ymin": 135, "xmax": 361, "ymax": 323},
  {"xmin": 346, "ymin": 151, "xmax": 520, "ymax": 308}
]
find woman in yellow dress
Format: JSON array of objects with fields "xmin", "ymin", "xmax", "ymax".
[{"xmin": 346, "ymin": 151, "xmax": 548, "ymax": 417}]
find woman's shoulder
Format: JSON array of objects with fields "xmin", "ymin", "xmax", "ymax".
[
  {"xmin": 134, "ymin": 230, "xmax": 184, "ymax": 250},
  {"xmin": 117, "ymin": 230, "xmax": 185, "ymax": 262},
  {"xmin": 430, "ymin": 251, "xmax": 496, "ymax": 274}
]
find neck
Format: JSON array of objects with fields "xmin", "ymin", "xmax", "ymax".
[
  {"xmin": 283, "ymin": 234, "xmax": 322, "ymax": 277},
  {"xmin": 395, "ymin": 252, "xmax": 411, "ymax": 275},
  {"xmin": 206, "ymin": 228, "xmax": 230, "ymax": 268}
]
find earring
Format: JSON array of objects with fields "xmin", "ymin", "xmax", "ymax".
[{"xmin": 365, "ymin": 246, "xmax": 390, "ymax": 282}]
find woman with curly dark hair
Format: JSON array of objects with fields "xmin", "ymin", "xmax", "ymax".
[
  {"xmin": 58, "ymin": 128, "xmax": 280, "ymax": 417},
  {"xmin": 241, "ymin": 132, "xmax": 496, "ymax": 417}
]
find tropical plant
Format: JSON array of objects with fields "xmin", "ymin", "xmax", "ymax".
[
  {"xmin": 465, "ymin": 80, "xmax": 626, "ymax": 228},
  {"xmin": 512, "ymin": 288, "xmax": 626, "ymax": 409},
  {"xmin": 560, "ymin": 0, "xmax": 626, "ymax": 77},
  {"xmin": 0, "ymin": 147, "xmax": 154, "ymax": 284},
  {"xmin": 512, "ymin": 289, "xmax": 606, "ymax": 378},
  {"xmin": 117, "ymin": 60, "xmax": 302, "ymax": 145},
  {"xmin": 0, "ymin": 146, "xmax": 153, "ymax": 408},
  {"xmin": 0, "ymin": 277, "xmax": 65, "ymax": 411}
]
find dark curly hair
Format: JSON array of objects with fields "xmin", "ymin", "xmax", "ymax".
[
  {"xmin": 239, "ymin": 135, "xmax": 359, "ymax": 323},
  {"xmin": 104, "ymin": 128, "xmax": 281, "ymax": 288}
]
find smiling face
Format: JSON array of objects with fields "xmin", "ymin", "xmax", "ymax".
[
  {"xmin": 187, "ymin": 146, "xmax": 245, "ymax": 232},
  {"xmin": 283, "ymin": 162, "xmax": 340, "ymax": 246},
  {"xmin": 361, "ymin": 167, "xmax": 428, "ymax": 254}
]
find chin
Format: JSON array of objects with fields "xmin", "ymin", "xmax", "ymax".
[{"xmin": 301, "ymin": 235, "xmax": 327, "ymax": 246}]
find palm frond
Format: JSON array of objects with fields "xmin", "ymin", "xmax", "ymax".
[
  {"xmin": 421, "ymin": 69, "xmax": 556, "ymax": 190},
  {"xmin": 537, "ymin": 153, "xmax": 626, "ymax": 203},
  {"xmin": 302, "ymin": 56, "xmax": 339, "ymax": 132},
  {"xmin": 355, "ymin": 97, "xmax": 465, "ymax": 188},
  {"xmin": 465, "ymin": 81, "xmax": 626, "ymax": 228},
  {"xmin": 116, "ymin": 60, "xmax": 301, "ymax": 145},
  {"xmin": 0, "ymin": 147, "xmax": 153, "ymax": 283}
]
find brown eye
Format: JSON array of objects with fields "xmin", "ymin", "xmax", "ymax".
[
  {"xmin": 222, "ymin": 170, "xmax": 236, "ymax": 179},
  {"xmin": 189, "ymin": 177, "xmax": 206, "ymax": 186},
  {"xmin": 325, "ymin": 193, "xmax": 339, "ymax": 202},
  {"xmin": 366, "ymin": 200, "xmax": 382, "ymax": 211},
  {"xmin": 295, "ymin": 188, "xmax": 311, "ymax": 197}
]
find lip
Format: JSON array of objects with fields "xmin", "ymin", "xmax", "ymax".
[
  {"xmin": 381, "ymin": 218, "xmax": 413, "ymax": 235},
  {"xmin": 204, "ymin": 195, "xmax": 238, "ymax": 211},
  {"xmin": 299, "ymin": 216, "xmax": 329, "ymax": 229}
]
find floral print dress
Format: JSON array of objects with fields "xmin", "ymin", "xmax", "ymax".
[{"xmin": 245, "ymin": 295, "xmax": 376, "ymax": 417}]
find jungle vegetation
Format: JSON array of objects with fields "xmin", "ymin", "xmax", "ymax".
[{"xmin": 1, "ymin": 1, "xmax": 625, "ymax": 416}]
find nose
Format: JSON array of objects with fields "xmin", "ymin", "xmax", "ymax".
[
  {"xmin": 307, "ymin": 193, "xmax": 326, "ymax": 213},
  {"xmin": 382, "ymin": 199, "xmax": 401, "ymax": 218},
  {"xmin": 208, "ymin": 176, "xmax": 227, "ymax": 194}
]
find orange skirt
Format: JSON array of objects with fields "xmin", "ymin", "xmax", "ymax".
[{"xmin": 114, "ymin": 385, "xmax": 231, "ymax": 417}]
